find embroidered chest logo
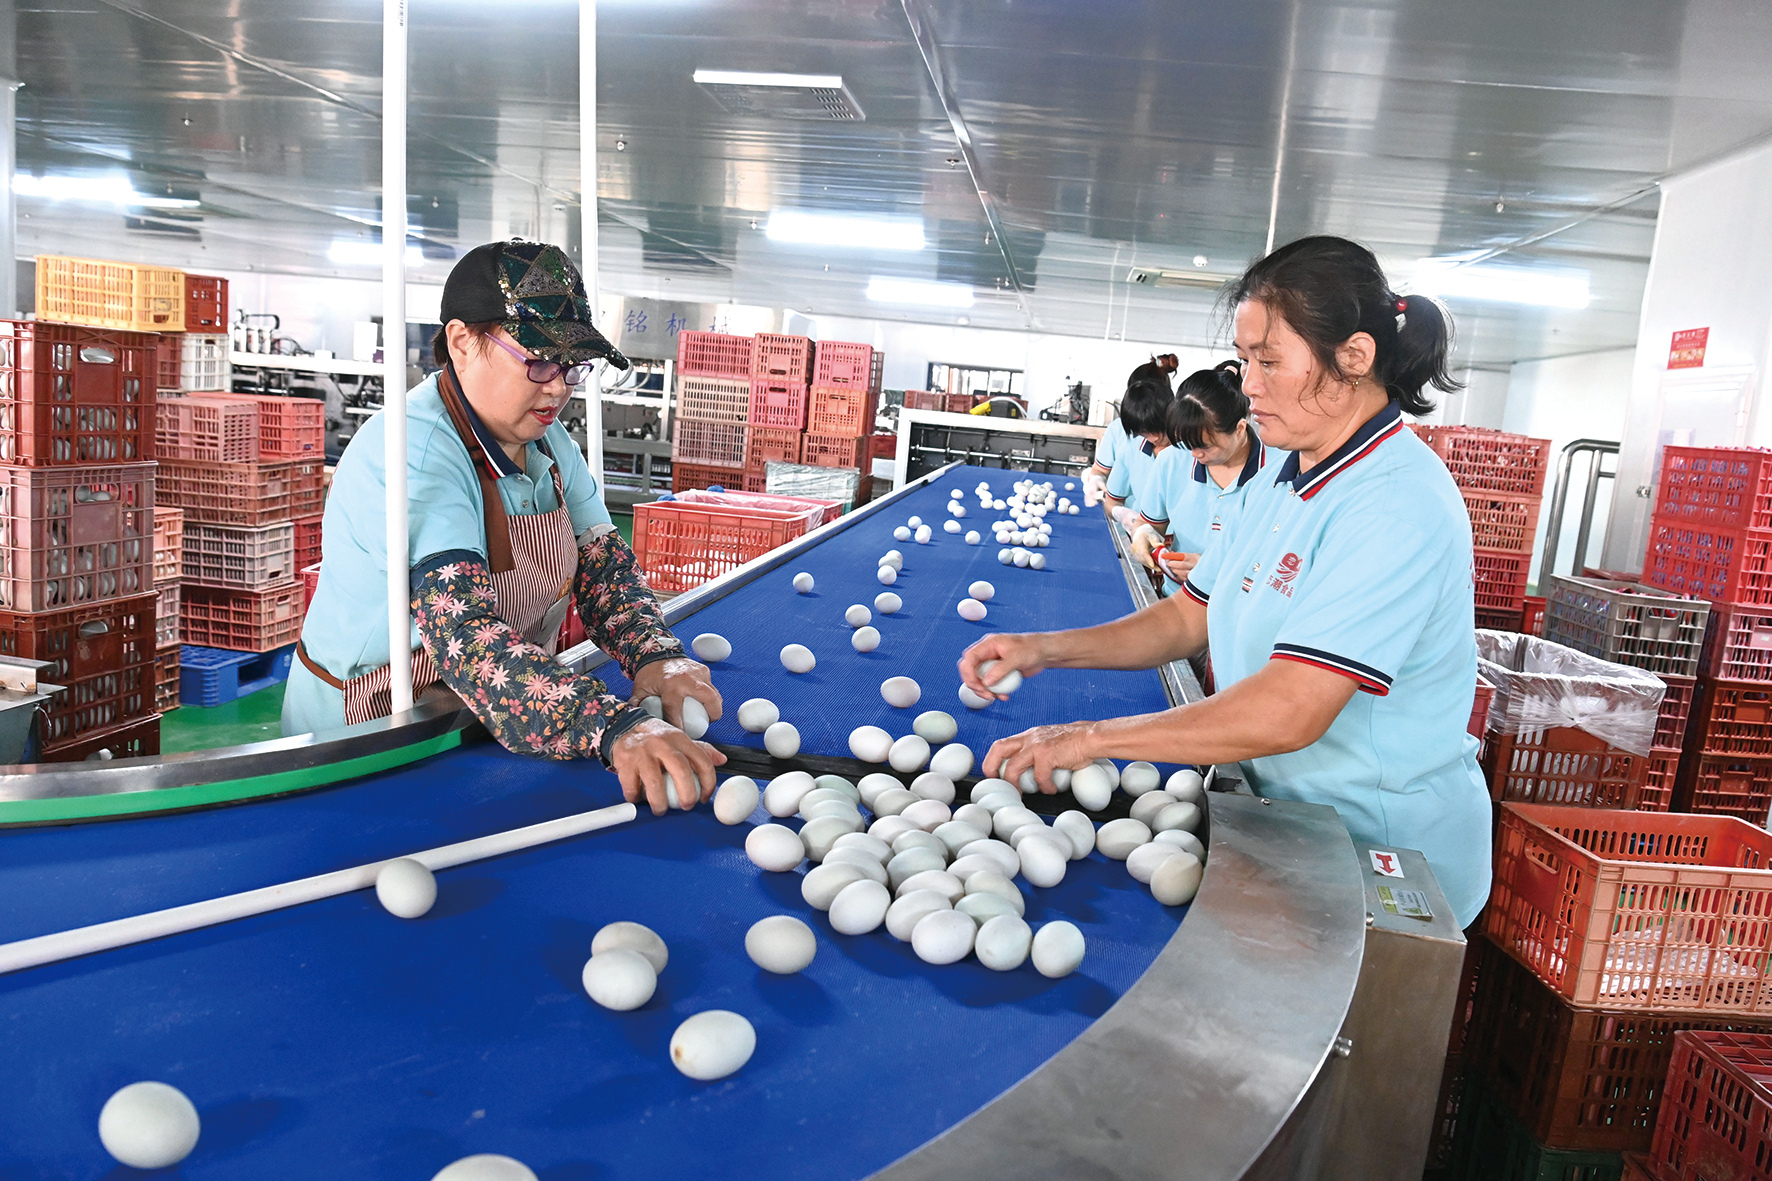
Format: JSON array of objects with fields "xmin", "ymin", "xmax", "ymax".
[{"xmin": 1267, "ymin": 552, "xmax": 1302, "ymax": 598}]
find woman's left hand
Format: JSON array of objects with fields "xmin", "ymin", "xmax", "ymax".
[
  {"xmin": 983, "ymin": 721, "xmax": 1099, "ymax": 794},
  {"xmin": 629, "ymin": 657, "xmax": 723, "ymax": 731}
]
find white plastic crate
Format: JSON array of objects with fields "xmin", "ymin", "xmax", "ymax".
[{"xmin": 180, "ymin": 332, "xmax": 232, "ymax": 392}]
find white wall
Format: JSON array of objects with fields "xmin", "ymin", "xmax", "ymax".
[{"xmin": 207, "ymin": 268, "xmax": 444, "ymax": 357}]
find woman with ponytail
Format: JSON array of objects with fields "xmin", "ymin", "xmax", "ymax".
[
  {"xmin": 961, "ymin": 236, "xmax": 1491, "ymax": 928},
  {"xmin": 1084, "ymin": 354, "xmax": 1179, "ymax": 510}
]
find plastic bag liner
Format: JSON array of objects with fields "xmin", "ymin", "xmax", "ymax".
[
  {"xmin": 1475, "ymin": 629, "xmax": 1666, "ymax": 756},
  {"xmin": 765, "ymin": 461, "xmax": 862, "ymax": 506},
  {"xmin": 660, "ymin": 489, "xmax": 838, "ymax": 529}
]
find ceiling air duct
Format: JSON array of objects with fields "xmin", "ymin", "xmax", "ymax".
[
  {"xmin": 692, "ymin": 70, "xmax": 864, "ymax": 121},
  {"xmin": 1127, "ymin": 267, "xmax": 1234, "ymax": 290}
]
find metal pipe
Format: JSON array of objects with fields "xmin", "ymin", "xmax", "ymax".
[
  {"xmin": 1574, "ymin": 445, "xmax": 1607, "ymax": 575},
  {"xmin": 1538, "ymin": 438, "xmax": 1618, "ymax": 587},
  {"xmin": 382, "ymin": 0, "xmax": 412, "ymax": 715},
  {"xmin": 579, "ymin": 0, "xmax": 606, "ymax": 483}
]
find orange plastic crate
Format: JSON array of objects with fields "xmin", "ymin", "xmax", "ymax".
[
  {"xmin": 0, "ymin": 462, "xmax": 155, "ymax": 612},
  {"xmin": 157, "ymin": 459, "xmax": 295, "ymax": 527},
  {"xmin": 156, "ymin": 395, "xmax": 258, "ymax": 462},
  {"xmin": 191, "ymin": 392, "xmax": 323, "ymax": 458},
  {"xmin": 747, "ymin": 379, "xmax": 809, "ymax": 430},
  {"xmin": 35, "ymin": 255, "xmax": 185, "ymax": 332},
  {"xmin": 811, "ymin": 341, "xmax": 874, "ymax": 389},
  {"xmin": 808, "ymin": 385, "xmax": 879, "ymax": 437},
  {"xmin": 1657, "ymin": 676, "xmax": 1697, "ymax": 751},
  {"xmin": 179, "ymin": 581, "xmax": 304, "ymax": 652},
  {"xmin": 300, "ymin": 561, "xmax": 321, "ymax": 615},
  {"xmin": 675, "ymin": 331, "xmax": 753, "ymax": 380},
  {"xmin": 801, "ymin": 433, "xmax": 869, "ymax": 470},
  {"xmin": 1690, "ymin": 681, "xmax": 1772, "ymax": 758},
  {"xmin": 0, "ymin": 319, "xmax": 157, "ymax": 466},
  {"xmin": 1411, "ymin": 424, "xmax": 1552, "ymax": 496},
  {"xmin": 631, "ymin": 501, "xmax": 812, "ymax": 594},
  {"xmin": 1475, "ymin": 547, "xmax": 1532, "ymax": 613},
  {"xmin": 1470, "ymin": 675, "xmax": 1494, "ymax": 741},
  {"xmin": 183, "ymin": 273, "xmax": 229, "ymax": 332},
  {"xmin": 292, "ymin": 514, "xmax": 322, "ymax": 570},
  {"xmin": 1656, "ymin": 447, "xmax": 1772, "ymax": 533},
  {"xmin": 1643, "ymin": 517, "xmax": 1772, "ymax": 606},
  {"xmin": 1465, "ymin": 490, "xmax": 1544, "ymax": 553},
  {"xmin": 1486, "ymin": 802, "xmax": 1772, "ymax": 1015},
  {"xmin": 671, "ymin": 418, "xmax": 747, "ymax": 468},
  {"xmin": 675, "ymin": 376, "xmax": 750, "ymax": 424},
  {"xmin": 744, "ymin": 426, "xmax": 802, "ymax": 474},
  {"xmin": 0, "ymin": 592, "xmax": 156, "ymax": 746},
  {"xmin": 41, "ymin": 713, "xmax": 161, "ymax": 763},
  {"xmin": 749, "ymin": 333, "xmax": 813, "ymax": 383},
  {"xmin": 288, "ymin": 459, "xmax": 325, "ymax": 519},
  {"xmin": 669, "ymin": 461, "xmax": 749, "ymax": 494},
  {"xmin": 1676, "ymin": 753, "xmax": 1772, "ymax": 824},
  {"xmin": 1651, "ymin": 1030, "xmax": 1772, "ymax": 1181},
  {"xmin": 153, "ymin": 505, "xmax": 184, "ymax": 586},
  {"xmin": 1482, "ymin": 724, "xmax": 1652, "ymax": 809},
  {"xmin": 1642, "ymin": 748, "xmax": 1680, "ymax": 813}
]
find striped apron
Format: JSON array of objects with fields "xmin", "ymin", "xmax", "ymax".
[{"xmin": 298, "ymin": 368, "xmax": 579, "ymax": 725}]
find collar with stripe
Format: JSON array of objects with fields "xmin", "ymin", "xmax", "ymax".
[
  {"xmin": 1191, "ymin": 430, "xmax": 1268, "ymax": 489},
  {"xmin": 1273, "ymin": 399, "xmax": 1404, "ymax": 501},
  {"xmin": 445, "ymin": 362, "xmax": 525, "ymax": 479}
]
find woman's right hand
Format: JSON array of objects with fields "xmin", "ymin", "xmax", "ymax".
[
  {"xmin": 609, "ymin": 718, "xmax": 726, "ymax": 816},
  {"xmin": 1159, "ymin": 550, "xmax": 1200, "ymax": 581},
  {"xmin": 958, "ymin": 632, "xmax": 1053, "ymax": 702}
]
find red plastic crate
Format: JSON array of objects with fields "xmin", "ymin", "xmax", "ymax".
[
  {"xmin": 183, "ymin": 274, "xmax": 228, "ymax": 332},
  {"xmin": 631, "ymin": 501, "xmax": 814, "ymax": 594},
  {"xmin": 157, "ymin": 459, "xmax": 295, "ymax": 526},
  {"xmin": 155, "ymin": 581, "xmax": 179, "ymax": 649},
  {"xmin": 808, "ymin": 385, "xmax": 879, "ymax": 437},
  {"xmin": 42, "ymin": 713, "xmax": 160, "ymax": 763},
  {"xmin": 1523, "ymin": 595, "xmax": 1547, "ymax": 637},
  {"xmin": 1486, "ymin": 802, "xmax": 1772, "ymax": 1015},
  {"xmin": 1676, "ymin": 753, "xmax": 1772, "ymax": 825},
  {"xmin": 801, "ymin": 433, "xmax": 869, "ymax": 470},
  {"xmin": 1643, "ymin": 517, "xmax": 1772, "ymax": 606},
  {"xmin": 152, "ymin": 505, "xmax": 183, "ymax": 586},
  {"xmin": 1463, "ymin": 935, "xmax": 1772, "ymax": 1155},
  {"xmin": 1689, "ymin": 681, "xmax": 1772, "ymax": 758},
  {"xmin": 672, "ymin": 419, "xmax": 747, "ymax": 468},
  {"xmin": 1651, "ymin": 1030, "xmax": 1772, "ymax": 1181},
  {"xmin": 1411, "ymin": 424, "xmax": 1552, "ymax": 496},
  {"xmin": 1657, "ymin": 676, "xmax": 1697, "ymax": 751},
  {"xmin": 192, "ymin": 392, "xmax": 323, "ymax": 458},
  {"xmin": 902, "ymin": 391, "xmax": 945, "ymax": 412},
  {"xmin": 747, "ymin": 379, "xmax": 809, "ymax": 430},
  {"xmin": 156, "ymin": 395, "xmax": 258, "ymax": 462},
  {"xmin": 154, "ymin": 647, "xmax": 180, "ymax": 711},
  {"xmin": 945, "ymin": 393, "xmax": 981, "ymax": 415},
  {"xmin": 1477, "ymin": 606, "xmax": 1528, "ymax": 632},
  {"xmin": 669, "ymin": 461, "xmax": 749, "ymax": 494},
  {"xmin": 1642, "ymin": 748, "xmax": 1680, "ymax": 813},
  {"xmin": 182, "ymin": 521, "xmax": 296, "ymax": 590},
  {"xmin": 292, "ymin": 514, "xmax": 322, "ymax": 570},
  {"xmin": 0, "ymin": 319, "xmax": 157, "ymax": 466},
  {"xmin": 288, "ymin": 459, "xmax": 324, "ymax": 520},
  {"xmin": 675, "ymin": 376, "xmax": 750, "ymax": 424},
  {"xmin": 1482, "ymin": 724, "xmax": 1652, "ymax": 809},
  {"xmin": 153, "ymin": 331, "xmax": 182, "ymax": 392},
  {"xmin": 1622, "ymin": 1152, "xmax": 1676, "ymax": 1181},
  {"xmin": 1656, "ymin": 446, "xmax": 1772, "ymax": 533},
  {"xmin": 1471, "ymin": 675, "xmax": 1495, "ymax": 741},
  {"xmin": 300, "ymin": 561, "xmax": 321, "ymax": 614},
  {"xmin": 1475, "ymin": 547, "xmax": 1532, "ymax": 613},
  {"xmin": 0, "ymin": 592, "xmax": 156, "ymax": 746},
  {"xmin": 1701, "ymin": 604, "xmax": 1772, "ymax": 685},
  {"xmin": 179, "ymin": 581, "xmax": 304, "ymax": 652},
  {"xmin": 868, "ymin": 432, "xmax": 897, "ymax": 463},
  {"xmin": 0, "ymin": 462, "xmax": 155, "ymax": 612},
  {"xmin": 744, "ymin": 426, "xmax": 801, "ymax": 474},
  {"xmin": 749, "ymin": 333, "xmax": 813, "ymax": 383},
  {"xmin": 675, "ymin": 331, "xmax": 753, "ymax": 380},
  {"xmin": 811, "ymin": 341, "xmax": 874, "ymax": 389}
]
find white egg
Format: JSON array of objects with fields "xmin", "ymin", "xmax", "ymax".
[
  {"xmin": 897, "ymin": 869, "xmax": 965, "ymax": 905},
  {"xmin": 915, "ymin": 525, "xmax": 933, "ymax": 545},
  {"xmin": 886, "ymin": 889, "xmax": 952, "ymax": 941},
  {"xmin": 951, "ymin": 489, "xmax": 964, "ymax": 498},
  {"xmin": 802, "ymin": 862, "xmax": 871, "ymax": 910},
  {"xmin": 432, "ymin": 1155, "xmax": 537, "ymax": 1181},
  {"xmin": 998, "ymin": 548, "xmax": 1013, "ymax": 565},
  {"xmin": 953, "ymin": 802, "xmax": 993, "ymax": 831},
  {"xmin": 911, "ymin": 772, "xmax": 957, "ymax": 805},
  {"xmin": 992, "ymin": 806, "xmax": 1042, "ymax": 841},
  {"xmin": 375, "ymin": 857, "xmax": 437, "ymax": 919},
  {"xmin": 1031, "ymin": 921, "xmax": 1086, "ymax": 978},
  {"xmin": 1030, "ymin": 554, "xmax": 1047, "ymax": 571},
  {"xmin": 1153, "ymin": 801, "xmax": 1201, "ymax": 834},
  {"xmin": 1017, "ymin": 835, "xmax": 1070, "ymax": 889},
  {"xmin": 713, "ymin": 776, "xmax": 760, "ymax": 825},
  {"xmin": 833, "ymin": 830, "xmax": 895, "ymax": 863},
  {"xmin": 801, "ymin": 815, "xmax": 865, "ymax": 860},
  {"xmin": 828, "ymin": 879, "xmax": 893, "ymax": 936},
  {"xmin": 924, "ymin": 742, "xmax": 970, "ymax": 781},
  {"xmin": 1151, "ymin": 851, "xmax": 1205, "ymax": 905},
  {"xmin": 947, "ymin": 853, "xmax": 1003, "ymax": 882},
  {"xmin": 1053, "ymin": 810, "xmax": 1096, "ymax": 860},
  {"xmin": 881, "ymin": 676, "xmax": 922, "ymax": 709},
  {"xmin": 974, "ymin": 914, "xmax": 1033, "ymax": 971},
  {"xmin": 851, "ymin": 625, "xmax": 882, "ymax": 653},
  {"xmin": 691, "ymin": 633, "xmax": 732, "ymax": 662},
  {"xmin": 978, "ymin": 660, "xmax": 1023, "ymax": 695},
  {"xmin": 933, "ymin": 819, "xmax": 987, "ymax": 856},
  {"xmin": 1065, "ymin": 482, "xmax": 1075, "ymax": 490},
  {"xmin": 993, "ymin": 499, "xmax": 1006, "ymax": 509},
  {"xmin": 669, "ymin": 1010, "xmax": 756, "ymax": 1081},
  {"xmin": 957, "ymin": 598, "xmax": 987, "ymax": 622},
  {"xmin": 736, "ymin": 698, "xmax": 779, "ymax": 733},
  {"xmin": 849, "ymin": 725, "xmax": 894, "ymax": 763},
  {"xmin": 792, "ymin": 571, "xmax": 815, "ymax": 594},
  {"xmin": 1007, "ymin": 817, "xmax": 1051, "ymax": 848},
  {"xmin": 907, "ymin": 516, "xmax": 923, "ymax": 527},
  {"xmin": 901, "ymin": 799, "xmax": 952, "ymax": 832},
  {"xmin": 882, "ymin": 549, "xmax": 904, "ymax": 569},
  {"xmin": 958, "ymin": 838, "xmax": 1021, "ymax": 877},
  {"xmin": 640, "ymin": 695, "xmax": 665, "ymax": 720},
  {"xmin": 1097, "ymin": 817, "xmax": 1153, "ymax": 860},
  {"xmin": 98, "ymin": 1082, "xmax": 201, "ymax": 1171},
  {"xmin": 874, "ymin": 591, "xmax": 902, "ymax": 614},
  {"xmin": 800, "ymin": 792, "xmax": 861, "ymax": 822},
  {"xmin": 1121, "ymin": 762, "xmax": 1162, "ymax": 795},
  {"xmin": 746, "ymin": 915, "xmax": 816, "ymax": 974},
  {"xmin": 1053, "ymin": 767, "xmax": 1072, "ymax": 790},
  {"xmin": 892, "ymin": 829, "xmax": 947, "ymax": 860},
  {"xmin": 945, "ymin": 520, "xmax": 962, "ymax": 533},
  {"xmin": 868, "ymin": 815, "xmax": 918, "ymax": 844},
  {"xmin": 905, "ymin": 710, "xmax": 954, "ymax": 745},
  {"xmin": 844, "ymin": 604, "xmax": 872, "ymax": 628},
  {"xmin": 963, "ymin": 869, "xmax": 1025, "ymax": 914},
  {"xmin": 1095, "ymin": 758, "xmax": 1122, "ymax": 788},
  {"xmin": 764, "ymin": 721, "xmax": 802, "ymax": 759},
  {"xmin": 1017, "ymin": 769, "xmax": 1041, "ymax": 795},
  {"xmin": 822, "ymin": 846, "xmax": 888, "ymax": 882},
  {"xmin": 680, "ymin": 696, "xmax": 710, "ymax": 740},
  {"xmin": 1126, "ymin": 841, "xmax": 1182, "ymax": 884},
  {"xmin": 1167, "ymin": 768, "xmax": 1206, "ymax": 803},
  {"xmin": 889, "ymin": 734, "xmax": 931, "ymax": 773},
  {"xmin": 814, "ymin": 774, "xmax": 860, "ymax": 801},
  {"xmin": 872, "ymin": 787, "xmax": 918, "ymax": 817},
  {"xmin": 965, "ymin": 530, "xmax": 981, "ymax": 544},
  {"xmin": 877, "ymin": 565, "xmax": 898, "ymax": 585},
  {"xmin": 911, "ymin": 909, "xmax": 978, "ymax": 964},
  {"xmin": 963, "ymin": 580, "xmax": 995, "ymax": 602},
  {"xmin": 780, "ymin": 644, "xmax": 816, "ymax": 674},
  {"xmin": 1129, "ymin": 792, "xmax": 1174, "ymax": 828},
  {"xmin": 591, "ymin": 920, "xmax": 669, "ymax": 972},
  {"xmin": 1068, "ymin": 764, "xmax": 1111, "ymax": 810},
  {"xmin": 894, "ymin": 525, "xmax": 912, "ymax": 541},
  {"xmin": 1012, "ymin": 549, "xmax": 1030, "ymax": 568},
  {"xmin": 956, "ymin": 891, "xmax": 1021, "ymax": 927},
  {"xmin": 970, "ymin": 776, "xmax": 1016, "ymax": 803},
  {"xmin": 582, "ymin": 948, "xmax": 657, "ymax": 1010},
  {"xmin": 745, "ymin": 824, "xmax": 805, "ymax": 871},
  {"xmin": 1154, "ymin": 829, "xmax": 1206, "ymax": 861},
  {"xmin": 886, "ymin": 847, "xmax": 947, "ymax": 890},
  {"xmin": 953, "ymin": 505, "xmax": 967, "ymax": 517},
  {"xmin": 762, "ymin": 771, "xmax": 816, "ymax": 817},
  {"xmin": 856, "ymin": 773, "xmax": 902, "ymax": 808},
  {"xmin": 958, "ymin": 685, "xmax": 991, "ymax": 710}
]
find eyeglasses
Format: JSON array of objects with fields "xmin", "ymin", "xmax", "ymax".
[{"xmin": 485, "ymin": 333, "xmax": 594, "ymax": 386}]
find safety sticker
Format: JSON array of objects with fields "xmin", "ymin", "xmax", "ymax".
[
  {"xmin": 1369, "ymin": 850, "xmax": 1405, "ymax": 878},
  {"xmin": 1377, "ymin": 886, "xmax": 1434, "ymax": 920}
]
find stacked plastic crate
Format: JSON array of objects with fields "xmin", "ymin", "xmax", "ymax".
[
  {"xmin": 1638, "ymin": 1030, "xmax": 1772, "ymax": 1181},
  {"xmin": 0, "ymin": 315, "xmax": 162, "ymax": 760},
  {"xmin": 671, "ymin": 331, "xmax": 755, "ymax": 492},
  {"xmin": 1639, "ymin": 447, "xmax": 1772, "ymax": 823},
  {"xmin": 1412, "ymin": 424, "xmax": 1552, "ymax": 631},
  {"xmin": 802, "ymin": 340, "xmax": 881, "ymax": 505},
  {"xmin": 152, "ymin": 506, "xmax": 184, "ymax": 712}
]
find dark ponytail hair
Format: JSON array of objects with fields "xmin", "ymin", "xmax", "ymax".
[
  {"xmin": 1168, "ymin": 361, "xmax": 1250, "ymax": 450},
  {"xmin": 1226, "ymin": 236, "xmax": 1460, "ymax": 415},
  {"xmin": 1119, "ymin": 375, "xmax": 1174, "ymax": 437},
  {"xmin": 1125, "ymin": 353, "xmax": 1179, "ymax": 393}
]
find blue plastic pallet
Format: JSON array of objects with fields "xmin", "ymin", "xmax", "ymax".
[{"xmin": 179, "ymin": 643, "xmax": 296, "ymax": 708}]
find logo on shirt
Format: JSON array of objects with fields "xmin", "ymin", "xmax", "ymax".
[{"xmin": 1266, "ymin": 552, "xmax": 1302, "ymax": 598}]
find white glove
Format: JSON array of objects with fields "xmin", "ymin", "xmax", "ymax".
[
  {"xmin": 1082, "ymin": 469, "xmax": 1107, "ymax": 507},
  {"xmin": 1109, "ymin": 504, "xmax": 1140, "ymax": 531},
  {"xmin": 1129, "ymin": 523, "xmax": 1166, "ymax": 569}
]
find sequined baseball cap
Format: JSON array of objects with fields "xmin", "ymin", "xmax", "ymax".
[{"xmin": 440, "ymin": 240, "xmax": 630, "ymax": 370}]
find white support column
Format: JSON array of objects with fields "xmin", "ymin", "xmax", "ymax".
[
  {"xmin": 383, "ymin": 0, "xmax": 412, "ymax": 715},
  {"xmin": 579, "ymin": 0, "xmax": 606, "ymax": 482},
  {"xmin": 0, "ymin": 79, "xmax": 17, "ymax": 317}
]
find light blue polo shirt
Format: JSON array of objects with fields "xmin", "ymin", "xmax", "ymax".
[
  {"xmin": 1139, "ymin": 439, "xmax": 1275, "ymax": 595},
  {"xmin": 282, "ymin": 373, "xmax": 612, "ymax": 738},
  {"xmin": 1182, "ymin": 400, "xmax": 1490, "ymax": 927},
  {"xmin": 1092, "ymin": 418, "xmax": 1126, "ymax": 477},
  {"xmin": 1105, "ymin": 436, "xmax": 1161, "ymax": 515}
]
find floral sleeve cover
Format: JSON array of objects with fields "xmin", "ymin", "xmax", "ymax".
[
  {"xmin": 574, "ymin": 530, "xmax": 686, "ymax": 678},
  {"xmin": 412, "ymin": 556, "xmax": 649, "ymax": 764}
]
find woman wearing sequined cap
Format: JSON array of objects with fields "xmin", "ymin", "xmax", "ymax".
[{"xmin": 286, "ymin": 240, "xmax": 724, "ymax": 815}]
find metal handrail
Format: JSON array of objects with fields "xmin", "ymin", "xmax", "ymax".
[{"xmin": 1539, "ymin": 438, "xmax": 1619, "ymax": 587}]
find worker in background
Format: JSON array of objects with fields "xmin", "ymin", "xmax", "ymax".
[
  {"xmin": 286, "ymin": 241, "xmax": 723, "ymax": 815},
  {"xmin": 1129, "ymin": 361, "xmax": 1274, "ymax": 594},
  {"xmin": 1101, "ymin": 375, "xmax": 1176, "ymax": 528},
  {"xmin": 1083, "ymin": 355, "xmax": 1177, "ymax": 508},
  {"xmin": 961, "ymin": 235, "xmax": 1491, "ymax": 928}
]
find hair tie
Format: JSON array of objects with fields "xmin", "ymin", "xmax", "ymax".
[{"xmin": 1394, "ymin": 296, "xmax": 1408, "ymax": 332}]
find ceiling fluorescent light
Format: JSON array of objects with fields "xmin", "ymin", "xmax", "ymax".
[
  {"xmin": 1410, "ymin": 258, "xmax": 1591, "ymax": 309},
  {"xmin": 328, "ymin": 239, "xmax": 425, "ymax": 269},
  {"xmin": 866, "ymin": 277, "xmax": 974, "ymax": 308},
  {"xmin": 767, "ymin": 210, "xmax": 924, "ymax": 252},
  {"xmin": 12, "ymin": 172, "xmax": 199, "ymax": 210},
  {"xmin": 693, "ymin": 70, "xmax": 844, "ymax": 89}
]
